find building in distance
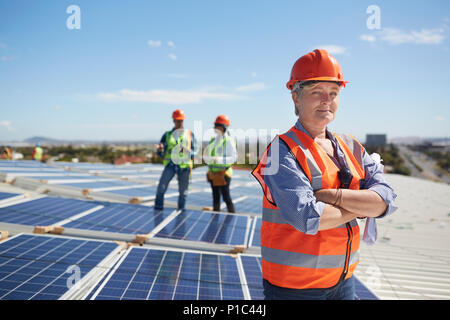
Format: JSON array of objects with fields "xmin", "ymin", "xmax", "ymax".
[{"xmin": 365, "ymin": 134, "xmax": 387, "ymax": 146}]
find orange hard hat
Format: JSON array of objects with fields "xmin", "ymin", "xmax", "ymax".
[
  {"xmin": 286, "ymin": 49, "xmax": 348, "ymax": 90},
  {"xmin": 214, "ymin": 114, "xmax": 230, "ymax": 127},
  {"xmin": 172, "ymin": 109, "xmax": 185, "ymax": 120}
]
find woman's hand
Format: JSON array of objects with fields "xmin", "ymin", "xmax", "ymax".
[
  {"xmin": 315, "ymin": 188, "xmax": 386, "ymax": 218},
  {"xmin": 314, "ymin": 189, "xmax": 338, "ymax": 205}
]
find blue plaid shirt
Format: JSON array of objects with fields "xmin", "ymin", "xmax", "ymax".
[{"xmin": 264, "ymin": 120, "xmax": 397, "ymax": 235}]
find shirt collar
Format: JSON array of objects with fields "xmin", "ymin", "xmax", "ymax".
[
  {"xmin": 294, "ymin": 119, "xmax": 335, "ymax": 141},
  {"xmin": 294, "ymin": 119, "xmax": 347, "ymax": 168}
]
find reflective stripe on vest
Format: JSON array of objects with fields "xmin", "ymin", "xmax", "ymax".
[
  {"xmin": 252, "ymin": 126, "xmax": 365, "ymax": 289},
  {"xmin": 163, "ymin": 129, "xmax": 193, "ymax": 168}
]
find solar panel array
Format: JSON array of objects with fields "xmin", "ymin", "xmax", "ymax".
[
  {"xmin": 0, "ymin": 234, "xmax": 121, "ymax": 300},
  {"xmin": 0, "ymin": 159, "xmax": 377, "ymax": 300}
]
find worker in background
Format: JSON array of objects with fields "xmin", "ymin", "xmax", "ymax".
[
  {"xmin": 252, "ymin": 49, "xmax": 397, "ymax": 300},
  {"xmin": 2, "ymin": 146, "xmax": 12, "ymax": 160},
  {"xmin": 154, "ymin": 109, "xmax": 197, "ymax": 212},
  {"xmin": 203, "ymin": 115, "xmax": 237, "ymax": 213},
  {"xmin": 32, "ymin": 142, "xmax": 43, "ymax": 161}
]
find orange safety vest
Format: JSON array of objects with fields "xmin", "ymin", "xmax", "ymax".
[{"xmin": 252, "ymin": 126, "xmax": 365, "ymax": 289}]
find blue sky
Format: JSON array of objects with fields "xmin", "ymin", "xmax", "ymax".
[{"xmin": 0, "ymin": 0, "xmax": 449, "ymax": 142}]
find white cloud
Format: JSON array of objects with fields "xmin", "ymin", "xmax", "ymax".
[
  {"xmin": 251, "ymin": 72, "xmax": 257, "ymax": 77},
  {"xmin": 0, "ymin": 120, "xmax": 14, "ymax": 131},
  {"xmin": 79, "ymin": 122, "xmax": 153, "ymax": 129},
  {"xmin": 0, "ymin": 42, "xmax": 6, "ymax": 48},
  {"xmin": 147, "ymin": 40, "xmax": 162, "ymax": 47},
  {"xmin": 435, "ymin": 115, "xmax": 445, "ymax": 121},
  {"xmin": 360, "ymin": 34, "xmax": 376, "ymax": 42},
  {"xmin": 235, "ymin": 82, "xmax": 267, "ymax": 92},
  {"xmin": 168, "ymin": 53, "xmax": 177, "ymax": 60},
  {"xmin": 54, "ymin": 105, "xmax": 62, "ymax": 111},
  {"xmin": 98, "ymin": 88, "xmax": 241, "ymax": 105},
  {"xmin": 167, "ymin": 41, "xmax": 175, "ymax": 48},
  {"xmin": 361, "ymin": 28, "xmax": 445, "ymax": 45},
  {"xmin": 316, "ymin": 45, "xmax": 347, "ymax": 55}
]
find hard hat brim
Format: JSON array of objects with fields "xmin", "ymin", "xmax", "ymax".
[{"xmin": 286, "ymin": 77, "xmax": 349, "ymax": 90}]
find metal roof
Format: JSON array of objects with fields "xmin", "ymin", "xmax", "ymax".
[{"xmin": 355, "ymin": 173, "xmax": 450, "ymax": 299}]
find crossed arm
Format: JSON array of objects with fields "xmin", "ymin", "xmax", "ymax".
[{"xmin": 315, "ymin": 189, "xmax": 387, "ymax": 231}]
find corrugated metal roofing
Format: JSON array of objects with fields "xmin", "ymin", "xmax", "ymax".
[{"xmin": 355, "ymin": 174, "xmax": 450, "ymax": 300}]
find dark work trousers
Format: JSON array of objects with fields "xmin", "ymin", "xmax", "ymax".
[
  {"xmin": 209, "ymin": 175, "xmax": 235, "ymax": 213},
  {"xmin": 263, "ymin": 276, "xmax": 355, "ymax": 300}
]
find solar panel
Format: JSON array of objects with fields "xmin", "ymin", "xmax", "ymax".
[
  {"xmin": 165, "ymin": 191, "xmax": 212, "ymax": 208},
  {"xmin": 0, "ymin": 233, "xmax": 121, "ymax": 300},
  {"xmin": 56, "ymin": 180, "xmax": 134, "ymax": 189},
  {"xmin": 0, "ymin": 192, "xmax": 20, "ymax": 201},
  {"xmin": 64, "ymin": 204, "xmax": 175, "ymax": 234},
  {"xmin": 231, "ymin": 185, "xmax": 263, "ymax": 197},
  {"xmin": 90, "ymin": 247, "xmax": 245, "ymax": 300},
  {"xmin": 0, "ymin": 197, "xmax": 101, "ymax": 226},
  {"xmin": 154, "ymin": 210, "xmax": 249, "ymax": 246},
  {"xmin": 240, "ymin": 256, "xmax": 264, "ymax": 299},
  {"xmin": 233, "ymin": 196, "xmax": 262, "ymax": 214},
  {"xmin": 101, "ymin": 186, "xmax": 159, "ymax": 197}
]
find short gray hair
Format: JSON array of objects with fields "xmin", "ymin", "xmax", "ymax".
[{"xmin": 291, "ymin": 81, "xmax": 308, "ymax": 116}]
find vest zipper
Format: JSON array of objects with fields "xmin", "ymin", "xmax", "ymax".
[{"xmin": 340, "ymin": 222, "xmax": 353, "ymax": 282}]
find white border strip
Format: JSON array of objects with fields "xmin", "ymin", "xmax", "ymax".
[{"xmin": 51, "ymin": 205, "xmax": 105, "ymax": 227}]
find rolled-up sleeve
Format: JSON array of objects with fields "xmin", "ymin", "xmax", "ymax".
[
  {"xmin": 362, "ymin": 151, "xmax": 398, "ymax": 218},
  {"xmin": 264, "ymin": 140, "xmax": 324, "ymax": 235}
]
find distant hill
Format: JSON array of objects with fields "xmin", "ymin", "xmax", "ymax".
[
  {"xmin": 23, "ymin": 136, "xmax": 159, "ymax": 146},
  {"xmin": 389, "ymin": 136, "xmax": 449, "ymax": 145}
]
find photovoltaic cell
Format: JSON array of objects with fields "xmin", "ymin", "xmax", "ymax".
[
  {"xmin": 155, "ymin": 210, "xmax": 248, "ymax": 245},
  {"xmin": 64, "ymin": 204, "xmax": 174, "ymax": 234},
  {"xmin": 92, "ymin": 247, "xmax": 244, "ymax": 300},
  {"xmin": 0, "ymin": 234, "xmax": 119, "ymax": 300},
  {"xmin": 0, "ymin": 197, "xmax": 100, "ymax": 226}
]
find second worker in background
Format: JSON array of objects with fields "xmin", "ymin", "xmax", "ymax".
[
  {"xmin": 154, "ymin": 109, "xmax": 197, "ymax": 212},
  {"xmin": 204, "ymin": 115, "xmax": 237, "ymax": 213}
]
